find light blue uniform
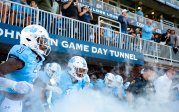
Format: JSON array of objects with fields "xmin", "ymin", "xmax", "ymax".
[
  {"xmin": 93, "ymin": 79, "xmax": 105, "ymax": 91},
  {"xmin": 38, "ymin": 71, "xmax": 51, "ymax": 85},
  {"xmin": 37, "ymin": 71, "xmax": 61, "ymax": 105},
  {"xmin": 56, "ymin": 71, "xmax": 92, "ymax": 97},
  {"xmin": 113, "ymin": 85, "xmax": 126, "ymax": 99},
  {"xmin": 57, "ymin": 71, "xmax": 74, "ymax": 95},
  {"xmin": 94, "ymin": 79, "xmax": 116, "ymax": 96},
  {"xmin": 75, "ymin": 75, "xmax": 93, "ymax": 90},
  {"xmin": 5, "ymin": 44, "xmax": 44, "ymax": 93}
]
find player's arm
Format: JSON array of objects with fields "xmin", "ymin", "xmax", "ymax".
[
  {"xmin": 0, "ymin": 58, "xmax": 24, "ymax": 77},
  {"xmin": 0, "ymin": 57, "xmax": 24, "ymax": 77},
  {"xmin": 0, "ymin": 77, "xmax": 33, "ymax": 94},
  {"xmin": 0, "ymin": 58, "xmax": 33, "ymax": 94},
  {"xmin": 34, "ymin": 77, "xmax": 62, "ymax": 94}
]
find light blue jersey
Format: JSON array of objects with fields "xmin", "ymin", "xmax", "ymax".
[
  {"xmin": 103, "ymin": 86, "xmax": 116, "ymax": 97},
  {"xmin": 94, "ymin": 79, "xmax": 116, "ymax": 96},
  {"xmin": 56, "ymin": 71, "xmax": 92, "ymax": 96},
  {"xmin": 5, "ymin": 45, "xmax": 44, "ymax": 83},
  {"xmin": 75, "ymin": 74, "xmax": 93, "ymax": 90},
  {"xmin": 57, "ymin": 71, "xmax": 74, "ymax": 94},
  {"xmin": 113, "ymin": 85, "xmax": 126, "ymax": 99},
  {"xmin": 38, "ymin": 71, "xmax": 51, "ymax": 84},
  {"xmin": 93, "ymin": 79, "xmax": 105, "ymax": 91}
]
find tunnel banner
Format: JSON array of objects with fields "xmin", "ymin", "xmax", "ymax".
[{"xmin": 0, "ymin": 23, "xmax": 144, "ymax": 65}]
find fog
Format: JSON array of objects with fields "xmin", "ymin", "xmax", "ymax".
[{"xmin": 52, "ymin": 88, "xmax": 179, "ymax": 112}]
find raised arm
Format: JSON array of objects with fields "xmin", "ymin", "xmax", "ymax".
[{"xmin": 63, "ymin": 0, "xmax": 73, "ymax": 10}]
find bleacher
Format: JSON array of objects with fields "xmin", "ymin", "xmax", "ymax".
[
  {"xmin": 156, "ymin": 0, "xmax": 179, "ymax": 10},
  {"xmin": 79, "ymin": 0, "xmax": 179, "ymax": 34},
  {"xmin": 0, "ymin": 1, "xmax": 179, "ymax": 67}
]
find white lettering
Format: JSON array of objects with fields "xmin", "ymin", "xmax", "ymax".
[
  {"xmin": 97, "ymin": 48, "xmax": 103, "ymax": 54},
  {"xmin": 51, "ymin": 39, "xmax": 58, "ymax": 46},
  {"xmin": 109, "ymin": 50, "xmax": 114, "ymax": 56},
  {"xmin": 69, "ymin": 42, "xmax": 75, "ymax": 49},
  {"xmin": 137, "ymin": 22, "xmax": 144, "ymax": 28},
  {"xmin": 61, "ymin": 41, "xmax": 89, "ymax": 52},
  {"xmin": 0, "ymin": 28, "xmax": 20, "ymax": 39},
  {"xmin": 84, "ymin": 45, "xmax": 89, "ymax": 52},
  {"xmin": 15, "ymin": 32, "xmax": 21, "ymax": 39},
  {"xmin": 76, "ymin": 44, "xmax": 83, "ymax": 51},
  {"xmin": 61, "ymin": 41, "xmax": 68, "ymax": 48},
  {"xmin": 92, "ymin": 47, "xmax": 97, "ymax": 53},
  {"xmin": 93, "ymin": 8, "xmax": 106, "ymax": 15},
  {"xmin": 109, "ymin": 50, "xmax": 137, "ymax": 60},
  {"xmin": 106, "ymin": 13, "xmax": 118, "ymax": 19},
  {"xmin": 103, "ymin": 49, "xmax": 108, "ymax": 55},
  {"xmin": 133, "ymin": 54, "xmax": 138, "ymax": 60},
  {"xmin": 120, "ymin": 52, "xmax": 124, "ymax": 58},
  {"xmin": 5, "ymin": 29, "xmax": 14, "ymax": 38},
  {"xmin": 0, "ymin": 28, "xmax": 3, "ymax": 36},
  {"xmin": 124, "ymin": 53, "xmax": 129, "ymax": 59},
  {"xmin": 156, "ymin": 29, "xmax": 161, "ymax": 34}
]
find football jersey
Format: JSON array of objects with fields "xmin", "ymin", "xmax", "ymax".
[{"xmin": 5, "ymin": 44, "xmax": 45, "ymax": 83}]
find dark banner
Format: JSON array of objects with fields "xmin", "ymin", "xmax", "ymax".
[{"xmin": 0, "ymin": 23, "xmax": 144, "ymax": 65}]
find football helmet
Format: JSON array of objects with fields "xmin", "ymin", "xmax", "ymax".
[
  {"xmin": 67, "ymin": 56, "xmax": 88, "ymax": 81},
  {"xmin": 44, "ymin": 62, "xmax": 61, "ymax": 79},
  {"xmin": 104, "ymin": 73, "xmax": 115, "ymax": 87},
  {"xmin": 115, "ymin": 75, "xmax": 123, "ymax": 87},
  {"xmin": 20, "ymin": 24, "xmax": 52, "ymax": 56}
]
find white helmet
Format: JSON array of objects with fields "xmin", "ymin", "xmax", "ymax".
[
  {"xmin": 104, "ymin": 73, "xmax": 115, "ymax": 87},
  {"xmin": 115, "ymin": 75, "xmax": 123, "ymax": 87},
  {"xmin": 67, "ymin": 56, "xmax": 88, "ymax": 81},
  {"xmin": 20, "ymin": 24, "xmax": 52, "ymax": 56},
  {"xmin": 44, "ymin": 62, "xmax": 61, "ymax": 78}
]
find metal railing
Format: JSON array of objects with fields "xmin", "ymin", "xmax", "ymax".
[
  {"xmin": 78, "ymin": 0, "xmax": 179, "ymax": 35},
  {"xmin": 163, "ymin": 20, "xmax": 175, "ymax": 27},
  {"xmin": 156, "ymin": 0, "xmax": 179, "ymax": 8},
  {"xmin": 1, "ymin": 1, "xmax": 179, "ymax": 65}
]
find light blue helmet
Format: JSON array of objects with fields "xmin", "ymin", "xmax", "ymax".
[
  {"xmin": 104, "ymin": 73, "xmax": 115, "ymax": 87},
  {"xmin": 115, "ymin": 75, "xmax": 123, "ymax": 87},
  {"xmin": 67, "ymin": 56, "xmax": 88, "ymax": 81},
  {"xmin": 44, "ymin": 62, "xmax": 61, "ymax": 78},
  {"xmin": 20, "ymin": 24, "xmax": 52, "ymax": 56}
]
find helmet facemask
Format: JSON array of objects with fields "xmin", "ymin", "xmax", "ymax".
[
  {"xmin": 68, "ymin": 65, "xmax": 88, "ymax": 81},
  {"xmin": 44, "ymin": 63, "xmax": 61, "ymax": 83},
  {"xmin": 115, "ymin": 75, "xmax": 123, "ymax": 87},
  {"xmin": 46, "ymin": 68, "xmax": 57, "ymax": 78},
  {"xmin": 75, "ymin": 67, "xmax": 88, "ymax": 78},
  {"xmin": 67, "ymin": 56, "xmax": 88, "ymax": 81},
  {"xmin": 20, "ymin": 25, "xmax": 52, "ymax": 56},
  {"xmin": 105, "ymin": 73, "xmax": 115, "ymax": 88},
  {"xmin": 36, "ymin": 36, "xmax": 51, "ymax": 56},
  {"xmin": 106, "ymin": 79, "xmax": 114, "ymax": 87}
]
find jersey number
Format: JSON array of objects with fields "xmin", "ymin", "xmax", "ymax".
[{"xmin": 17, "ymin": 47, "xmax": 25, "ymax": 54}]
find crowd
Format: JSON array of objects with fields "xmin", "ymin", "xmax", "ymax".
[
  {"xmin": 1, "ymin": 0, "xmax": 179, "ymax": 48},
  {"xmin": 0, "ymin": 23, "xmax": 179, "ymax": 112}
]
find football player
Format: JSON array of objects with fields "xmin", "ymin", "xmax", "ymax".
[{"xmin": 0, "ymin": 24, "xmax": 52, "ymax": 112}]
